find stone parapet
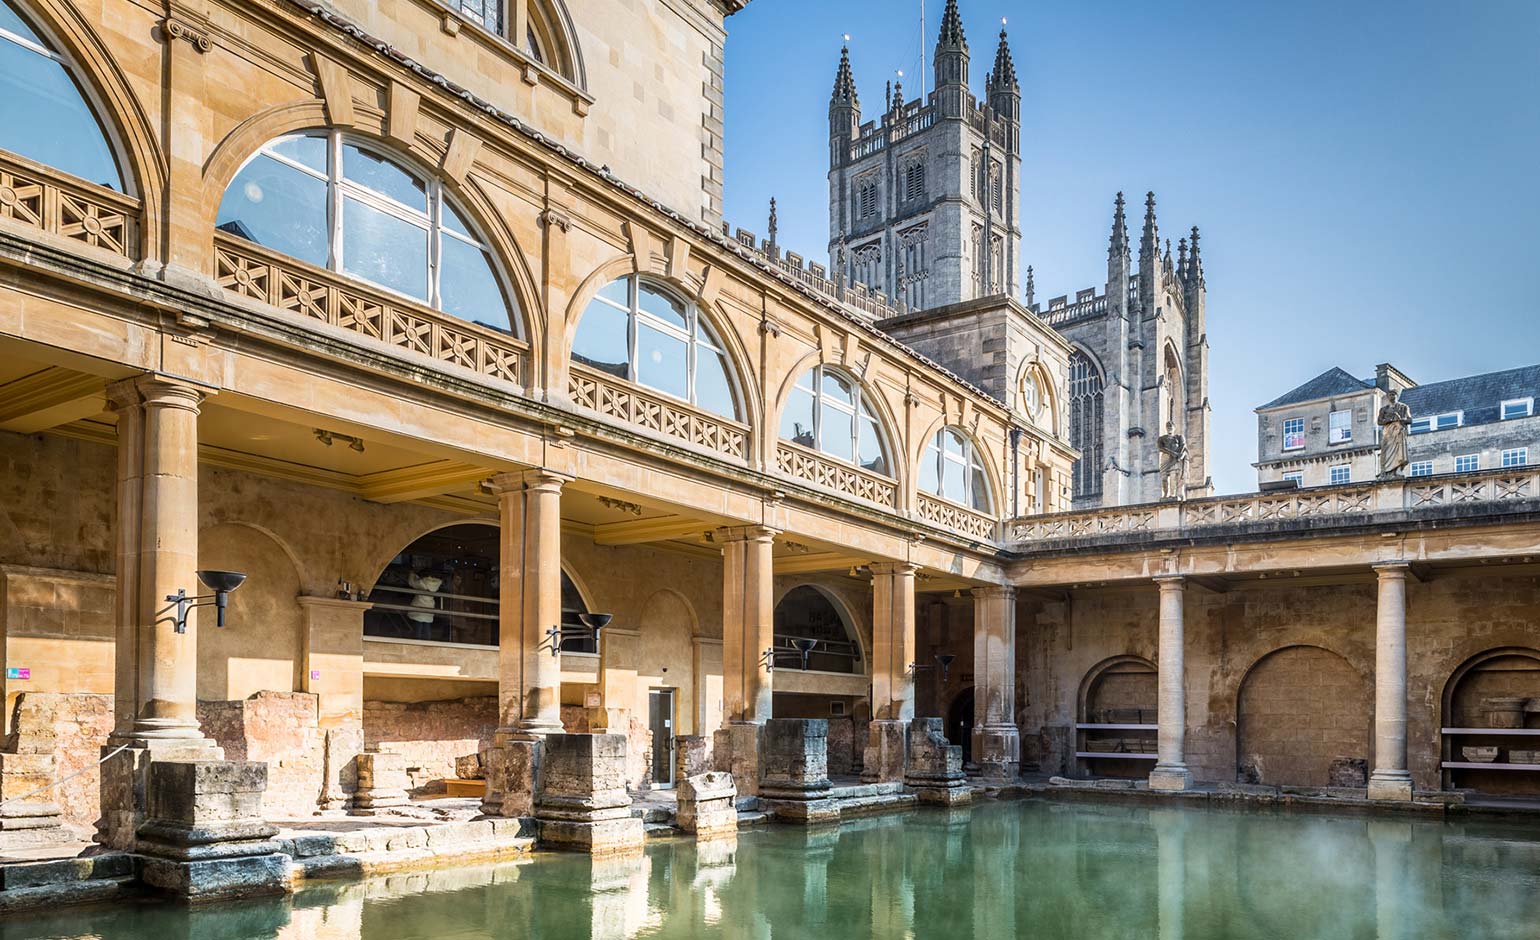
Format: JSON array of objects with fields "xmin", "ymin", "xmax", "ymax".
[
  {"xmin": 135, "ymin": 759, "xmax": 290, "ymax": 901},
  {"xmin": 352, "ymin": 752, "xmax": 409, "ymax": 815},
  {"xmin": 534, "ymin": 734, "xmax": 643, "ymax": 854},
  {"xmin": 905, "ymin": 718, "xmax": 970, "ymax": 805},
  {"xmin": 676, "ymin": 771, "xmax": 737, "ymax": 839}
]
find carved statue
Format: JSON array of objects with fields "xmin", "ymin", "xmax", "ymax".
[
  {"xmin": 1158, "ymin": 422, "xmax": 1188, "ymax": 501},
  {"xmin": 1377, "ymin": 388, "xmax": 1413, "ymax": 478}
]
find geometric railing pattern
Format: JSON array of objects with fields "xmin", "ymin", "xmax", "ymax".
[
  {"xmin": 0, "ymin": 151, "xmax": 137, "ymax": 259},
  {"xmin": 775, "ymin": 441, "xmax": 897, "ymax": 509}
]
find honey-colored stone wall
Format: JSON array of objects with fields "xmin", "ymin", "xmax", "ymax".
[
  {"xmin": 364, "ymin": 696, "xmax": 496, "ymax": 793},
  {"xmin": 3, "ymin": 692, "xmax": 112, "ymax": 828}
]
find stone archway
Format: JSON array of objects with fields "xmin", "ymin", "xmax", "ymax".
[{"xmin": 1236, "ymin": 646, "xmax": 1371, "ymax": 787}]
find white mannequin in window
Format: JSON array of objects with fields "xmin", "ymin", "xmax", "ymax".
[{"xmin": 407, "ymin": 570, "xmax": 443, "ymax": 640}]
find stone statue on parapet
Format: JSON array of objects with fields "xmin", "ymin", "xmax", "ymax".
[
  {"xmin": 1377, "ymin": 388, "xmax": 1413, "ymax": 479},
  {"xmin": 1158, "ymin": 422, "xmax": 1188, "ymax": 501}
]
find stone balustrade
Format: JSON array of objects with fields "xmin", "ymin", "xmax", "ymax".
[
  {"xmin": 775, "ymin": 442, "xmax": 898, "ymax": 509},
  {"xmin": 568, "ymin": 363, "xmax": 750, "ymax": 461},
  {"xmin": 1009, "ymin": 467, "xmax": 1540, "ymax": 547},
  {"xmin": 0, "ymin": 151, "xmax": 137, "ymax": 259},
  {"xmin": 916, "ymin": 493, "xmax": 998, "ymax": 541}
]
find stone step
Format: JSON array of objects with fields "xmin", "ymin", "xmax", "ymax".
[
  {"xmin": 736, "ymin": 810, "xmax": 770, "ymax": 828},
  {"xmin": 834, "ymin": 792, "xmax": 917, "ymax": 818},
  {"xmin": 733, "ymin": 796, "xmax": 759, "ymax": 812},
  {"xmin": 0, "ymin": 854, "xmax": 138, "ymax": 914},
  {"xmin": 827, "ymin": 781, "xmax": 904, "ymax": 800},
  {"xmin": 642, "ymin": 822, "xmax": 677, "ymax": 838},
  {"xmin": 632, "ymin": 806, "xmax": 672, "ymax": 824}
]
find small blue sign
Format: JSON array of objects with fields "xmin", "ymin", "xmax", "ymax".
[{"xmin": 6, "ymin": 667, "xmax": 30, "ymax": 680}]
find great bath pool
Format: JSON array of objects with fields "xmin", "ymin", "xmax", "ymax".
[{"xmin": 5, "ymin": 799, "xmax": 1540, "ymax": 939}]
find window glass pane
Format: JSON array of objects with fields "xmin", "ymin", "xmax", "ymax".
[
  {"xmin": 0, "ymin": 4, "xmax": 42, "ymax": 43},
  {"xmin": 970, "ymin": 460, "xmax": 991, "ymax": 512},
  {"xmin": 217, "ymin": 153, "xmax": 329, "ymax": 268},
  {"xmin": 342, "ymin": 143, "xmax": 426, "ymax": 213},
  {"xmin": 636, "ymin": 321, "xmax": 688, "ymax": 400},
  {"xmin": 695, "ymin": 350, "xmax": 737, "ymax": 419},
  {"xmin": 820, "ymin": 370, "xmax": 853, "ymax": 405},
  {"xmin": 637, "ymin": 283, "xmax": 687, "ymax": 330},
  {"xmin": 342, "ymin": 196, "xmax": 428, "ymax": 300},
  {"xmin": 0, "ymin": 32, "xmax": 122, "ymax": 190},
  {"xmin": 572, "ymin": 298, "xmax": 630, "ymax": 379},
  {"xmin": 943, "ymin": 429, "xmax": 965, "ymax": 457},
  {"xmin": 440, "ymin": 199, "xmax": 473, "ymax": 240},
  {"xmin": 439, "ymin": 234, "xmax": 510, "ymax": 333},
  {"xmin": 858, "ymin": 413, "xmax": 887, "ymax": 475},
  {"xmin": 820, "ymin": 404, "xmax": 854, "ymax": 462},
  {"xmin": 268, "ymin": 135, "xmax": 328, "ymax": 174},
  {"xmin": 795, "ymin": 369, "xmax": 816, "ymax": 391},
  {"xmin": 781, "ymin": 385, "xmax": 816, "ymax": 447},
  {"xmin": 596, "ymin": 277, "xmax": 630, "ymax": 307},
  {"xmin": 919, "ymin": 443, "xmax": 940, "ymax": 494},
  {"xmin": 942, "ymin": 452, "xmax": 965, "ymax": 501}
]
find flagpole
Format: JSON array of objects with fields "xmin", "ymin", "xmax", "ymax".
[{"xmin": 920, "ymin": 0, "xmax": 926, "ymax": 100}]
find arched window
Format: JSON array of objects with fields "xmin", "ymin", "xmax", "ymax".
[
  {"xmin": 780, "ymin": 366, "xmax": 891, "ymax": 476},
  {"xmin": 773, "ymin": 585, "xmax": 859, "ymax": 674},
  {"xmin": 919, "ymin": 427, "xmax": 992, "ymax": 513},
  {"xmin": 440, "ymin": 0, "xmax": 580, "ymax": 84},
  {"xmin": 216, "ymin": 131, "xmax": 515, "ymax": 335},
  {"xmin": 0, "ymin": 0, "xmax": 122, "ymax": 189},
  {"xmin": 1019, "ymin": 367, "xmax": 1041, "ymax": 422},
  {"xmin": 572, "ymin": 275, "xmax": 738, "ymax": 420},
  {"xmin": 1164, "ymin": 346, "xmax": 1185, "ymax": 431},
  {"xmin": 1069, "ymin": 350, "xmax": 1105, "ymax": 500}
]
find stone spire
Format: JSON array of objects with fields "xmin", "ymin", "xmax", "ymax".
[
  {"xmin": 891, "ymin": 78, "xmax": 904, "ymax": 113},
  {"xmin": 768, "ymin": 197, "xmax": 778, "ymax": 254},
  {"xmin": 937, "ymin": 0, "xmax": 967, "ymax": 49},
  {"xmin": 1188, "ymin": 226, "xmax": 1204, "ymax": 284},
  {"xmin": 1177, "ymin": 237, "xmax": 1188, "ymax": 280},
  {"xmin": 934, "ymin": 0, "xmax": 970, "ymax": 107},
  {"xmin": 1139, "ymin": 191, "xmax": 1159, "ymax": 264},
  {"xmin": 1109, "ymin": 191, "xmax": 1129, "ymax": 257},
  {"xmin": 989, "ymin": 25, "xmax": 1018, "ymax": 93},
  {"xmin": 831, "ymin": 44, "xmax": 858, "ymax": 106}
]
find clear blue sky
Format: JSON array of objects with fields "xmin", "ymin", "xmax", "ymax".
[{"xmin": 720, "ymin": 0, "xmax": 1540, "ymax": 495}]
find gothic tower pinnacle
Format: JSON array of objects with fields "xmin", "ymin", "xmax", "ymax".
[
  {"xmin": 829, "ymin": 44, "xmax": 861, "ymax": 168},
  {"xmin": 934, "ymin": 0, "xmax": 970, "ymax": 116},
  {"xmin": 1109, "ymin": 191, "xmax": 1129, "ymax": 258}
]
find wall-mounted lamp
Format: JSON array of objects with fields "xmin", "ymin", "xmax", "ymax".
[
  {"xmin": 166, "ymin": 570, "xmax": 247, "ymax": 634},
  {"xmin": 790, "ymin": 637, "xmax": 820, "ymax": 671},
  {"xmin": 314, "ymin": 428, "xmax": 366, "ymax": 453},
  {"xmin": 546, "ymin": 612, "xmax": 612, "ymax": 657},
  {"xmin": 760, "ymin": 647, "xmax": 778, "ymax": 673},
  {"xmin": 908, "ymin": 653, "xmax": 957, "ymax": 682}
]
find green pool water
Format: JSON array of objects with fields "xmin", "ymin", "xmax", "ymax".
[{"xmin": 6, "ymin": 799, "xmax": 1540, "ymax": 940}]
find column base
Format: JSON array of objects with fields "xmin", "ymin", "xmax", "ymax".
[
  {"xmin": 713, "ymin": 722, "xmax": 763, "ymax": 797},
  {"xmin": 860, "ymin": 719, "xmax": 908, "ymax": 784},
  {"xmin": 535, "ymin": 734, "xmax": 643, "ymax": 855},
  {"xmin": 676, "ymin": 771, "xmax": 737, "ymax": 839},
  {"xmin": 905, "ymin": 718, "xmax": 969, "ymax": 804},
  {"xmin": 1148, "ymin": 763, "xmax": 1193, "ymax": 792},
  {"xmin": 973, "ymin": 724, "xmax": 1021, "ymax": 782},
  {"xmin": 352, "ymin": 752, "xmax": 410, "ymax": 815},
  {"xmin": 482, "ymin": 732, "xmax": 543, "ymax": 818},
  {"xmin": 97, "ymin": 738, "xmax": 223, "ymax": 851},
  {"xmin": 1367, "ymin": 771, "xmax": 1414, "ymax": 802}
]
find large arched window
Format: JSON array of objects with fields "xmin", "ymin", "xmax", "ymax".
[
  {"xmin": 0, "ymin": 1, "xmax": 122, "ymax": 190},
  {"xmin": 918, "ymin": 427, "xmax": 993, "ymax": 513},
  {"xmin": 1069, "ymin": 350, "xmax": 1105, "ymax": 500},
  {"xmin": 572, "ymin": 275, "xmax": 738, "ymax": 420},
  {"xmin": 773, "ymin": 586, "xmax": 859, "ymax": 674},
  {"xmin": 216, "ymin": 131, "xmax": 515, "ymax": 334},
  {"xmin": 780, "ymin": 366, "xmax": 890, "ymax": 476}
]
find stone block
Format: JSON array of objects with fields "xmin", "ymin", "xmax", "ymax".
[
  {"xmin": 974, "ymin": 725, "xmax": 1021, "ymax": 781},
  {"xmin": 352, "ymin": 752, "xmax": 408, "ymax": 814},
  {"xmin": 320, "ymin": 725, "xmax": 363, "ymax": 813},
  {"xmin": 759, "ymin": 719, "xmax": 831, "ymax": 797},
  {"xmin": 1328, "ymin": 757, "xmax": 1369, "ymax": 788},
  {"xmin": 712, "ymin": 723, "xmax": 762, "ymax": 797},
  {"xmin": 97, "ymin": 740, "xmax": 223, "ymax": 852},
  {"xmin": 905, "ymin": 718, "xmax": 970, "ymax": 805},
  {"xmin": 535, "ymin": 734, "xmax": 643, "ymax": 854},
  {"xmin": 455, "ymin": 750, "xmax": 489, "ymax": 780},
  {"xmin": 674, "ymin": 735, "xmax": 712, "ymax": 781},
  {"xmin": 861, "ymin": 719, "xmax": 907, "ymax": 784},
  {"xmin": 676, "ymin": 771, "xmax": 737, "ymax": 838},
  {"xmin": 482, "ymin": 737, "xmax": 541, "ymax": 818}
]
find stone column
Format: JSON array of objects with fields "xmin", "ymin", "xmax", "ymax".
[
  {"xmin": 1369, "ymin": 562, "xmax": 1414, "ymax": 801},
  {"xmin": 99, "ymin": 376, "xmax": 223, "ymax": 850},
  {"xmin": 482, "ymin": 468, "xmax": 570, "ymax": 817},
  {"xmin": 1148, "ymin": 575, "xmax": 1192, "ymax": 791},
  {"xmin": 713, "ymin": 525, "xmax": 776, "ymax": 795},
  {"xmin": 863, "ymin": 562, "xmax": 916, "ymax": 783},
  {"xmin": 971, "ymin": 585, "xmax": 1020, "ymax": 780}
]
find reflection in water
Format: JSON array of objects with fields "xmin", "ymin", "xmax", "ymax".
[{"xmin": 6, "ymin": 801, "xmax": 1540, "ymax": 940}]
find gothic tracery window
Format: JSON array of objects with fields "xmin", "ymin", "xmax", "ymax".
[
  {"xmin": 779, "ymin": 365, "xmax": 891, "ymax": 476},
  {"xmin": 857, "ymin": 178, "xmax": 879, "ymax": 220},
  {"xmin": 904, "ymin": 160, "xmax": 925, "ymax": 202},
  {"xmin": 850, "ymin": 241, "xmax": 881, "ymax": 291},
  {"xmin": 898, "ymin": 223, "xmax": 928, "ymax": 309},
  {"xmin": 0, "ymin": 0, "xmax": 122, "ymax": 190},
  {"xmin": 572, "ymin": 275, "xmax": 739, "ymax": 420},
  {"xmin": 217, "ymin": 130, "xmax": 515, "ymax": 334},
  {"xmin": 1069, "ymin": 350, "xmax": 1105, "ymax": 499}
]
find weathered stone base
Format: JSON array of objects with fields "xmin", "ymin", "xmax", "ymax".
[
  {"xmin": 483, "ymin": 735, "xmax": 542, "ymax": 818},
  {"xmin": 861, "ymin": 719, "xmax": 907, "ymax": 784},
  {"xmin": 535, "ymin": 734, "xmax": 643, "ymax": 854},
  {"xmin": 1148, "ymin": 763, "xmax": 1194, "ymax": 792},
  {"xmin": 138, "ymin": 853, "xmax": 290, "ymax": 902},
  {"xmin": 759, "ymin": 796, "xmax": 841, "ymax": 824},
  {"xmin": 973, "ymin": 724, "xmax": 1021, "ymax": 782},
  {"xmin": 713, "ymin": 723, "xmax": 762, "ymax": 797},
  {"xmin": 905, "ymin": 718, "xmax": 969, "ymax": 803},
  {"xmin": 97, "ymin": 738, "xmax": 223, "ymax": 851},
  {"xmin": 758, "ymin": 719, "xmax": 835, "ymax": 825},
  {"xmin": 351, "ymin": 752, "xmax": 409, "ymax": 814},
  {"xmin": 676, "ymin": 771, "xmax": 737, "ymax": 839},
  {"xmin": 0, "ymin": 752, "xmax": 65, "ymax": 846},
  {"xmin": 1367, "ymin": 771, "xmax": 1414, "ymax": 802}
]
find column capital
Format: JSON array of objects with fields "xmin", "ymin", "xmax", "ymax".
[
  {"xmin": 1372, "ymin": 561, "xmax": 1412, "ymax": 577},
  {"xmin": 712, "ymin": 524, "xmax": 779, "ymax": 545},
  {"xmin": 106, "ymin": 373, "xmax": 212, "ymax": 414},
  {"xmin": 1153, "ymin": 574, "xmax": 1185, "ymax": 589},
  {"xmin": 869, "ymin": 561, "xmax": 920, "ymax": 577},
  {"xmin": 486, "ymin": 467, "xmax": 572, "ymax": 495},
  {"xmin": 971, "ymin": 584, "xmax": 1016, "ymax": 600}
]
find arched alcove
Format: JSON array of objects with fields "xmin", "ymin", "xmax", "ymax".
[
  {"xmin": 1076, "ymin": 656, "xmax": 1157, "ymax": 779},
  {"xmin": 1441, "ymin": 648, "xmax": 1540, "ymax": 795},
  {"xmin": 772, "ymin": 584, "xmax": 861, "ymax": 674},
  {"xmin": 1236, "ymin": 645, "xmax": 1370, "ymax": 787},
  {"xmin": 197, "ymin": 523, "xmax": 304, "ymax": 701}
]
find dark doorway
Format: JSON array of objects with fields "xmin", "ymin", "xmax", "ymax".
[
  {"xmin": 648, "ymin": 688, "xmax": 677, "ymax": 788},
  {"xmin": 946, "ymin": 687, "xmax": 975, "ymax": 765}
]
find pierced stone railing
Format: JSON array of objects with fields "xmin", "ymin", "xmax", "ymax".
[
  {"xmin": 916, "ymin": 493, "xmax": 998, "ymax": 541},
  {"xmin": 0, "ymin": 151, "xmax": 138, "ymax": 259},
  {"xmin": 568, "ymin": 363, "xmax": 749, "ymax": 461},
  {"xmin": 214, "ymin": 233, "xmax": 527, "ymax": 387},
  {"xmin": 775, "ymin": 442, "xmax": 898, "ymax": 509},
  {"xmin": 1009, "ymin": 468, "xmax": 1540, "ymax": 545}
]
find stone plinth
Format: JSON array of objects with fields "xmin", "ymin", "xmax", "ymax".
[
  {"xmin": 483, "ymin": 737, "xmax": 542, "ymax": 818},
  {"xmin": 974, "ymin": 725, "xmax": 1021, "ymax": 782},
  {"xmin": 98, "ymin": 739, "xmax": 222, "ymax": 852},
  {"xmin": 905, "ymin": 719, "xmax": 970, "ymax": 805},
  {"xmin": 352, "ymin": 752, "xmax": 409, "ymax": 814},
  {"xmin": 676, "ymin": 771, "xmax": 737, "ymax": 839},
  {"xmin": 758, "ymin": 719, "xmax": 837, "ymax": 824},
  {"xmin": 0, "ymin": 752, "xmax": 64, "ymax": 848},
  {"xmin": 135, "ymin": 760, "xmax": 290, "ymax": 901},
  {"xmin": 534, "ymin": 734, "xmax": 643, "ymax": 854},
  {"xmin": 861, "ymin": 719, "xmax": 908, "ymax": 784},
  {"xmin": 675, "ymin": 735, "xmax": 712, "ymax": 781},
  {"xmin": 713, "ymin": 722, "xmax": 763, "ymax": 797},
  {"xmin": 319, "ymin": 726, "xmax": 363, "ymax": 814}
]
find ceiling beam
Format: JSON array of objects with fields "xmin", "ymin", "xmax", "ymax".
[
  {"xmin": 774, "ymin": 552, "xmax": 868, "ymax": 575},
  {"xmin": 592, "ymin": 516, "xmax": 711, "ymax": 545},
  {"xmin": 356, "ymin": 461, "xmax": 492, "ymax": 504},
  {"xmin": 0, "ymin": 368, "xmax": 106, "ymax": 433}
]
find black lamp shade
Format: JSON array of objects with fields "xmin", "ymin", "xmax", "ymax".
[{"xmin": 197, "ymin": 570, "xmax": 248, "ymax": 594}]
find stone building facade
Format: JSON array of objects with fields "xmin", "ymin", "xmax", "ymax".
[{"xmin": 1258, "ymin": 361, "xmax": 1539, "ymax": 488}]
